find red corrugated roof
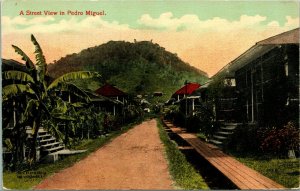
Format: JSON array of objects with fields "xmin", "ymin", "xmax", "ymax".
[
  {"xmin": 95, "ymin": 84, "xmax": 126, "ymax": 97},
  {"xmin": 173, "ymin": 83, "xmax": 200, "ymax": 96}
]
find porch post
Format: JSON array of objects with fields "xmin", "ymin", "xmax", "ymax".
[
  {"xmin": 192, "ymin": 98, "xmax": 195, "ymax": 115},
  {"xmin": 251, "ymin": 69, "xmax": 254, "ymax": 122},
  {"xmin": 13, "ymin": 100, "xmax": 16, "ymax": 127},
  {"xmin": 68, "ymin": 92, "xmax": 71, "ymax": 103},
  {"xmin": 246, "ymin": 100, "xmax": 249, "ymax": 121},
  {"xmin": 213, "ymin": 99, "xmax": 216, "ymax": 121}
]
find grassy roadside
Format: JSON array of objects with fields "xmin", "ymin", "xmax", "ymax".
[
  {"xmin": 3, "ymin": 121, "xmax": 141, "ymax": 190},
  {"xmin": 227, "ymin": 150, "xmax": 300, "ymax": 188},
  {"xmin": 156, "ymin": 119, "xmax": 209, "ymax": 189}
]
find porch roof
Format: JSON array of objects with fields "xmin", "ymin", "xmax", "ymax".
[{"xmin": 172, "ymin": 83, "xmax": 200, "ymax": 96}]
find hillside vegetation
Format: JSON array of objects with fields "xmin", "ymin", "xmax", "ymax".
[{"xmin": 48, "ymin": 40, "xmax": 208, "ymax": 101}]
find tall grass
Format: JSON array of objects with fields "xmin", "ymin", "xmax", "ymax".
[{"xmin": 156, "ymin": 119, "xmax": 209, "ymax": 189}]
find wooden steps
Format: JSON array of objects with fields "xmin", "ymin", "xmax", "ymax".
[
  {"xmin": 209, "ymin": 123, "xmax": 241, "ymax": 147},
  {"xmin": 46, "ymin": 146, "xmax": 65, "ymax": 153},
  {"xmin": 26, "ymin": 127, "xmax": 65, "ymax": 161},
  {"xmin": 40, "ymin": 137, "xmax": 56, "ymax": 144},
  {"xmin": 162, "ymin": 120, "xmax": 285, "ymax": 190}
]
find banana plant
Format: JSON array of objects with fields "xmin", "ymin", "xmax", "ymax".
[{"xmin": 2, "ymin": 34, "xmax": 100, "ymax": 161}]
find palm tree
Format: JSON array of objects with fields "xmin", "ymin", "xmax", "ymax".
[{"xmin": 3, "ymin": 34, "xmax": 100, "ymax": 161}]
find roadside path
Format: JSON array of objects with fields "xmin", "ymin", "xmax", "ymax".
[{"xmin": 35, "ymin": 119, "xmax": 174, "ymax": 190}]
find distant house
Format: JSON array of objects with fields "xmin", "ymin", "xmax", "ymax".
[
  {"xmin": 172, "ymin": 82, "xmax": 200, "ymax": 101},
  {"xmin": 95, "ymin": 83, "xmax": 126, "ymax": 103},
  {"xmin": 203, "ymin": 28, "xmax": 299, "ymax": 127},
  {"xmin": 170, "ymin": 82, "xmax": 201, "ymax": 116},
  {"xmin": 95, "ymin": 83, "xmax": 127, "ymax": 115}
]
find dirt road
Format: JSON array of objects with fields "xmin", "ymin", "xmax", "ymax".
[{"xmin": 35, "ymin": 119, "xmax": 174, "ymax": 190}]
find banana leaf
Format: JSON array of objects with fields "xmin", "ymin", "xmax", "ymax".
[
  {"xmin": 11, "ymin": 45, "xmax": 35, "ymax": 70},
  {"xmin": 2, "ymin": 84, "xmax": 35, "ymax": 100},
  {"xmin": 3, "ymin": 70, "xmax": 34, "ymax": 83},
  {"xmin": 47, "ymin": 71, "xmax": 100, "ymax": 91},
  {"xmin": 31, "ymin": 34, "xmax": 47, "ymax": 82}
]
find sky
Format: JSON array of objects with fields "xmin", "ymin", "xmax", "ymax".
[{"xmin": 1, "ymin": 0, "xmax": 299, "ymax": 77}]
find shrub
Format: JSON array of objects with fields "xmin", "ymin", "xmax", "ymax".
[
  {"xmin": 124, "ymin": 104, "xmax": 144, "ymax": 124},
  {"xmin": 259, "ymin": 122, "xmax": 299, "ymax": 156},
  {"xmin": 163, "ymin": 103, "xmax": 219, "ymax": 136},
  {"xmin": 186, "ymin": 112, "xmax": 218, "ymax": 135},
  {"xmin": 163, "ymin": 105, "xmax": 185, "ymax": 127},
  {"xmin": 173, "ymin": 111, "xmax": 185, "ymax": 127},
  {"xmin": 227, "ymin": 121, "xmax": 300, "ymax": 156},
  {"xmin": 193, "ymin": 107, "xmax": 217, "ymax": 138},
  {"xmin": 226, "ymin": 123, "xmax": 259, "ymax": 152},
  {"xmin": 186, "ymin": 115, "xmax": 200, "ymax": 132},
  {"xmin": 163, "ymin": 105, "xmax": 179, "ymax": 121},
  {"xmin": 108, "ymin": 114, "xmax": 123, "ymax": 131}
]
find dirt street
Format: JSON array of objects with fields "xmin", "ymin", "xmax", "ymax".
[{"xmin": 35, "ymin": 119, "xmax": 174, "ymax": 190}]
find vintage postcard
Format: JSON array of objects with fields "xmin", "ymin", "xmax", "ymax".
[{"xmin": 1, "ymin": 0, "xmax": 299, "ymax": 190}]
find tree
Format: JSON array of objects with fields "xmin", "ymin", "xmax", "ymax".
[{"xmin": 2, "ymin": 34, "xmax": 100, "ymax": 162}]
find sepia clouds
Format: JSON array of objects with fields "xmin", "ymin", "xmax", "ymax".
[
  {"xmin": 2, "ymin": 12, "xmax": 299, "ymax": 76},
  {"xmin": 137, "ymin": 13, "xmax": 269, "ymax": 32}
]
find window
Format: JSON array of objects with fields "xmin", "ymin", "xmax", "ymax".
[{"xmin": 224, "ymin": 78, "xmax": 236, "ymax": 87}]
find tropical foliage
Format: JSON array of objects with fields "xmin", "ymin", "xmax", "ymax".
[
  {"xmin": 3, "ymin": 36, "xmax": 208, "ymax": 170},
  {"xmin": 2, "ymin": 35, "xmax": 101, "ymax": 167}
]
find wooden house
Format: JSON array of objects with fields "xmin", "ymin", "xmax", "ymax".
[
  {"xmin": 95, "ymin": 83, "xmax": 127, "ymax": 116},
  {"xmin": 171, "ymin": 82, "xmax": 201, "ymax": 116},
  {"xmin": 208, "ymin": 28, "xmax": 299, "ymax": 127}
]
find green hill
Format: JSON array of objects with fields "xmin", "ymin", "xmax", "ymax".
[{"xmin": 48, "ymin": 40, "xmax": 208, "ymax": 101}]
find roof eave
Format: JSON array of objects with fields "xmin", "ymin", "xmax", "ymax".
[{"xmin": 211, "ymin": 28, "xmax": 299, "ymax": 80}]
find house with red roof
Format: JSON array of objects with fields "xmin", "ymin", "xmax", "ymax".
[
  {"xmin": 95, "ymin": 84, "xmax": 126, "ymax": 98},
  {"xmin": 172, "ymin": 82, "xmax": 200, "ymax": 101},
  {"xmin": 95, "ymin": 83, "xmax": 127, "ymax": 115},
  {"xmin": 170, "ymin": 82, "xmax": 201, "ymax": 117}
]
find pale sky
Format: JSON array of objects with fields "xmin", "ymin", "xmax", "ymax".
[{"xmin": 1, "ymin": 0, "xmax": 299, "ymax": 76}]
